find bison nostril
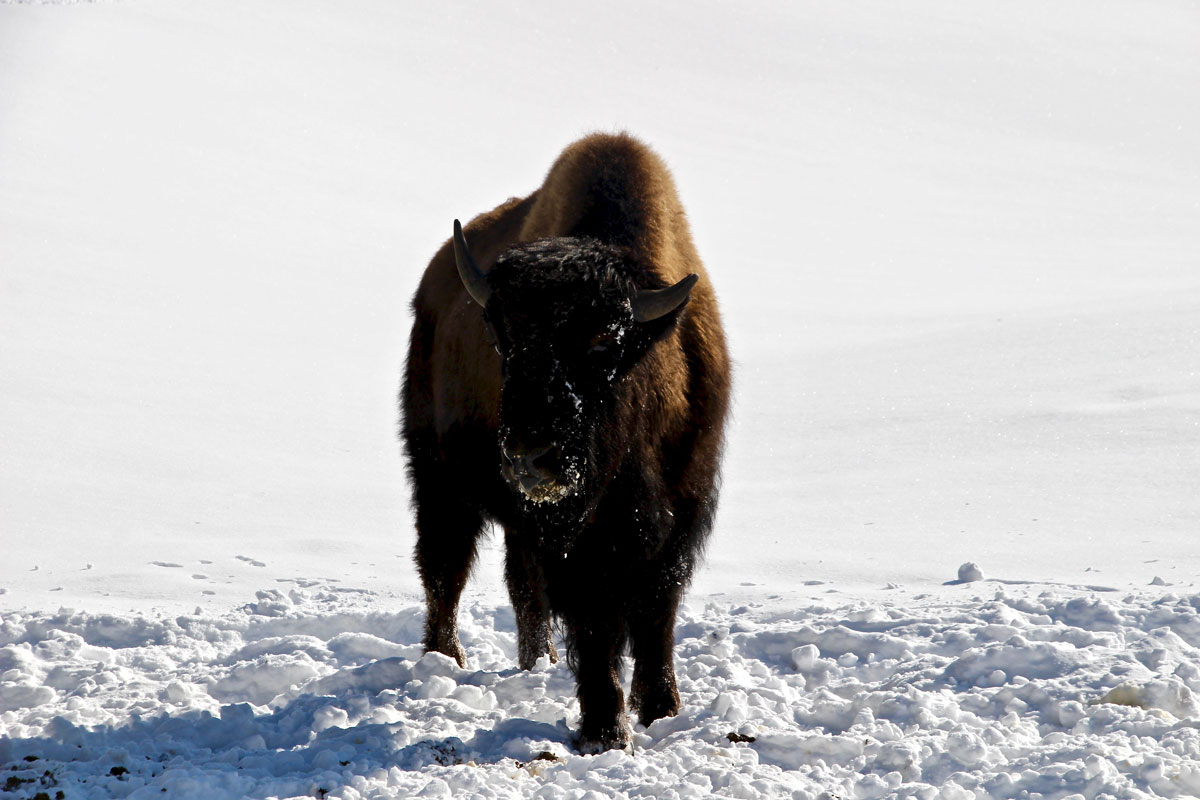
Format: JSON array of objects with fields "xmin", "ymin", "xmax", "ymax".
[
  {"xmin": 526, "ymin": 444, "xmax": 556, "ymax": 472},
  {"xmin": 503, "ymin": 443, "xmax": 560, "ymax": 483}
]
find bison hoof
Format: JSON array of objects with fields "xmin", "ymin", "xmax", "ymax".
[
  {"xmin": 631, "ymin": 691, "xmax": 680, "ymax": 728},
  {"xmin": 425, "ymin": 641, "xmax": 466, "ymax": 668},
  {"xmin": 576, "ymin": 719, "xmax": 632, "ymax": 755},
  {"xmin": 518, "ymin": 646, "xmax": 558, "ymax": 671},
  {"xmin": 635, "ymin": 702, "xmax": 679, "ymax": 729}
]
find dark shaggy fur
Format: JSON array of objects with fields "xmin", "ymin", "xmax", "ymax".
[{"xmin": 400, "ymin": 133, "xmax": 731, "ymax": 752}]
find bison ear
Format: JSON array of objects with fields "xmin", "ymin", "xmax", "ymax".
[
  {"xmin": 630, "ymin": 274, "xmax": 698, "ymax": 323},
  {"xmin": 453, "ymin": 219, "xmax": 491, "ymax": 307}
]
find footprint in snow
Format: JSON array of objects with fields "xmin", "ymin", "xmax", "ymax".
[{"xmin": 236, "ymin": 556, "xmax": 267, "ymax": 568}]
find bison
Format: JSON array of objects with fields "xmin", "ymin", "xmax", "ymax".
[{"xmin": 400, "ymin": 132, "xmax": 731, "ymax": 752}]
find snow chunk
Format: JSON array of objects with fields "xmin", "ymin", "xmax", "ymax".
[
  {"xmin": 790, "ymin": 644, "xmax": 820, "ymax": 671},
  {"xmin": 327, "ymin": 631, "xmax": 413, "ymax": 665},
  {"xmin": 958, "ymin": 562, "xmax": 984, "ymax": 582},
  {"xmin": 242, "ymin": 589, "xmax": 293, "ymax": 617},
  {"xmin": 0, "ymin": 681, "xmax": 55, "ymax": 712},
  {"xmin": 1096, "ymin": 679, "xmax": 1199, "ymax": 719},
  {"xmin": 210, "ymin": 652, "xmax": 323, "ymax": 705}
]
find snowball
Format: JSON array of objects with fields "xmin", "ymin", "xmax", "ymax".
[{"xmin": 958, "ymin": 562, "xmax": 984, "ymax": 582}]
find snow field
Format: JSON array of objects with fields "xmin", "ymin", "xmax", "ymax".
[{"xmin": 4, "ymin": 584, "xmax": 1200, "ymax": 799}]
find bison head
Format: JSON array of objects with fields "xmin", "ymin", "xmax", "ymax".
[{"xmin": 453, "ymin": 220, "xmax": 696, "ymax": 522}]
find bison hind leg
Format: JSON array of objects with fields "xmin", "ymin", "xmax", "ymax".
[
  {"xmin": 411, "ymin": 461, "xmax": 486, "ymax": 668},
  {"xmin": 504, "ymin": 530, "xmax": 558, "ymax": 669}
]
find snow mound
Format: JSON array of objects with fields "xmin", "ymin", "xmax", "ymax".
[
  {"xmin": 1095, "ymin": 680, "xmax": 1199, "ymax": 720},
  {"xmin": 4, "ymin": 586, "xmax": 1200, "ymax": 798}
]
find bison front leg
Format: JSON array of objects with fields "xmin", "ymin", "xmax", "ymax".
[
  {"xmin": 504, "ymin": 531, "xmax": 557, "ymax": 669},
  {"xmin": 414, "ymin": 497, "xmax": 482, "ymax": 668},
  {"xmin": 629, "ymin": 590, "xmax": 682, "ymax": 727},
  {"xmin": 569, "ymin": 620, "xmax": 631, "ymax": 753}
]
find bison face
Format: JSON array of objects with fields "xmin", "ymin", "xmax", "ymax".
[{"xmin": 452, "ymin": 222, "xmax": 696, "ymax": 521}]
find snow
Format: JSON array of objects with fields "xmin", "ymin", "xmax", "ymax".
[
  {"xmin": 959, "ymin": 564, "xmax": 985, "ymax": 584},
  {"xmin": 2, "ymin": 0, "xmax": 1199, "ymax": 797},
  {"xmin": 5, "ymin": 586, "xmax": 1200, "ymax": 798}
]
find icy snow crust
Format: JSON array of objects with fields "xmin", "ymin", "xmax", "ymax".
[{"xmin": 4, "ymin": 585, "xmax": 1200, "ymax": 799}]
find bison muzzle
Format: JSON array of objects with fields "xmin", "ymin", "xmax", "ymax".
[{"xmin": 401, "ymin": 133, "xmax": 731, "ymax": 752}]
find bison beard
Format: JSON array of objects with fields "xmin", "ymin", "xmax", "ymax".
[{"xmin": 401, "ymin": 133, "xmax": 731, "ymax": 753}]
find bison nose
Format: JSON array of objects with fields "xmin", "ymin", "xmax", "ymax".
[{"xmin": 502, "ymin": 443, "xmax": 562, "ymax": 490}]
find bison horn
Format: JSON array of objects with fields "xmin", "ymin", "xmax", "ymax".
[
  {"xmin": 631, "ymin": 274, "xmax": 699, "ymax": 323},
  {"xmin": 452, "ymin": 219, "xmax": 491, "ymax": 307}
]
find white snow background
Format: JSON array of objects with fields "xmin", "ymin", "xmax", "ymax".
[{"xmin": 1, "ymin": 1, "xmax": 1199, "ymax": 798}]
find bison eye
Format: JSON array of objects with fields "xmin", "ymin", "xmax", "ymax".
[{"xmin": 482, "ymin": 316, "xmax": 504, "ymax": 357}]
